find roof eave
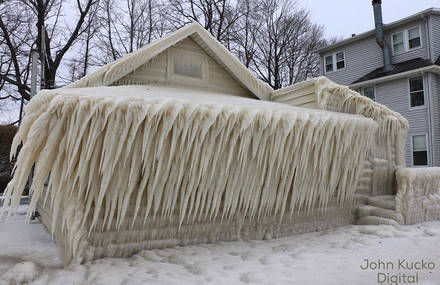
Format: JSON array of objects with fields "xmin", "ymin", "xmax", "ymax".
[
  {"xmin": 350, "ymin": 65, "xmax": 440, "ymax": 88},
  {"xmin": 319, "ymin": 8, "xmax": 440, "ymax": 54}
]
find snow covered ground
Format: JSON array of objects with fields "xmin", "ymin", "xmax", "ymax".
[{"xmin": 0, "ymin": 206, "xmax": 439, "ymax": 284}]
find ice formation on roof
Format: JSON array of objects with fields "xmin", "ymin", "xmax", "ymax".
[
  {"xmin": 2, "ymin": 85, "xmax": 376, "ymax": 238},
  {"xmin": 315, "ymin": 77, "xmax": 408, "ymax": 166}
]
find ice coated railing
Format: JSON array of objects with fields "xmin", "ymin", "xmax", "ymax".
[{"xmin": 396, "ymin": 167, "xmax": 440, "ymax": 224}]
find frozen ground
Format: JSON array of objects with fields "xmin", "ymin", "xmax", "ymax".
[{"xmin": 0, "ymin": 206, "xmax": 439, "ymax": 285}]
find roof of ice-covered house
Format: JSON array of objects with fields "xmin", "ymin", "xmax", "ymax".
[{"xmin": 66, "ymin": 22, "xmax": 273, "ymax": 101}]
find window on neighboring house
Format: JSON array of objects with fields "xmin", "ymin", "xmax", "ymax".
[
  {"xmin": 408, "ymin": 27, "xmax": 421, "ymax": 49},
  {"xmin": 392, "ymin": 27, "xmax": 422, "ymax": 54},
  {"xmin": 324, "ymin": 51, "xmax": 345, "ymax": 73},
  {"xmin": 336, "ymin": 52, "xmax": 345, "ymax": 69},
  {"xmin": 392, "ymin": 32, "xmax": 405, "ymax": 54},
  {"xmin": 362, "ymin": 86, "xmax": 376, "ymax": 101},
  {"xmin": 409, "ymin": 77, "xmax": 424, "ymax": 108},
  {"xmin": 412, "ymin": 135, "xmax": 428, "ymax": 166},
  {"xmin": 325, "ymin": 55, "xmax": 333, "ymax": 72}
]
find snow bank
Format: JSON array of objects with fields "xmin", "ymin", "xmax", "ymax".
[
  {"xmin": 396, "ymin": 167, "xmax": 440, "ymax": 224},
  {"xmin": 1, "ymin": 85, "xmax": 376, "ymax": 264}
]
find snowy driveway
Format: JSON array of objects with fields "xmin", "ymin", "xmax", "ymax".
[{"xmin": 0, "ymin": 207, "xmax": 439, "ymax": 284}]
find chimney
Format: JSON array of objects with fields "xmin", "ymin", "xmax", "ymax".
[{"xmin": 372, "ymin": 0, "xmax": 393, "ymax": 72}]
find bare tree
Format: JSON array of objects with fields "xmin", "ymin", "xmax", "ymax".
[
  {"xmin": 242, "ymin": 0, "xmax": 326, "ymax": 89},
  {"xmin": 166, "ymin": 0, "xmax": 241, "ymax": 45},
  {"xmin": 228, "ymin": 0, "xmax": 262, "ymax": 68},
  {"xmin": 0, "ymin": 0, "xmax": 97, "ymax": 105},
  {"xmin": 94, "ymin": 0, "xmax": 166, "ymax": 64}
]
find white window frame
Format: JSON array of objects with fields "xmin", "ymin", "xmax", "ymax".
[
  {"xmin": 391, "ymin": 31, "xmax": 405, "ymax": 55},
  {"xmin": 361, "ymin": 85, "xmax": 376, "ymax": 101},
  {"xmin": 323, "ymin": 50, "xmax": 346, "ymax": 74},
  {"xmin": 407, "ymin": 76, "xmax": 425, "ymax": 110},
  {"xmin": 410, "ymin": 133, "xmax": 429, "ymax": 167},
  {"xmin": 407, "ymin": 26, "xmax": 422, "ymax": 51},
  {"xmin": 391, "ymin": 26, "xmax": 422, "ymax": 55}
]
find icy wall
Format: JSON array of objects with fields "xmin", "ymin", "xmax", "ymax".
[
  {"xmin": 1, "ymin": 85, "xmax": 376, "ymax": 264},
  {"xmin": 314, "ymin": 77, "xmax": 408, "ymax": 196},
  {"xmin": 396, "ymin": 167, "xmax": 440, "ymax": 224}
]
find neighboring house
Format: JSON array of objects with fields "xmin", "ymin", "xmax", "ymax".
[{"xmin": 318, "ymin": 3, "xmax": 440, "ymax": 167}]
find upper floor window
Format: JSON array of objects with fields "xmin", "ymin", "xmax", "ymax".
[
  {"xmin": 412, "ymin": 134, "xmax": 428, "ymax": 166},
  {"xmin": 392, "ymin": 32, "xmax": 405, "ymax": 54},
  {"xmin": 324, "ymin": 51, "xmax": 345, "ymax": 74},
  {"xmin": 409, "ymin": 77, "xmax": 424, "ymax": 108},
  {"xmin": 325, "ymin": 55, "xmax": 333, "ymax": 73},
  {"xmin": 391, "ymin": 26, "xmax": 422, "ymax": 54},
  {"xmin": 408, "ymin": 27, "xmax": 421, "ymax": 49},
  {"xmin": 362, "ymin": 86, "xmax": 376, "ymax": 101}
]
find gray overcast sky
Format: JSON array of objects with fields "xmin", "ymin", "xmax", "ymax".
[{"xmin": 296, "ymin": 0, "xmax": 440, "ymax": 39}]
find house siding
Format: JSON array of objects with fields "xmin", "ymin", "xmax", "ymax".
[
  {"xmin": 321, "ymin": 36, "xmax": 383, "ymax": 86},
  {"xmin": 431, "ymin": 15, "xmax": 440, "ymax": 61},
  {"xmin": 433, "ymin": 74, "xmax": 440, "ymax": 166},
  {"xmin": 375, "ymin": 77, "xmax": 430, "ymax": 166}
]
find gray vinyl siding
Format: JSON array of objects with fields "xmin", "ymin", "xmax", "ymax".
[
  {"xmin": 431, "ymin": 15, "xmax": 440, "ymax": 61},
  {"xmin": 385, "ymin": 19, "xmax": 429, "ymax": 63},
  {"xmin": 375, "ymin": 77, "xmax": 430, "ymax": 166},
  {"xmin": 321, "ymin": 36, "xmax": 383, "ymax": 86}
]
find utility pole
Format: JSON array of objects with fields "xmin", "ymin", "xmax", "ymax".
[
  {"xmin": 40, "ymin": 25, "xmax": 46, "ymax": 90},
  {"xmin": 30, "ymin": 49, "xmax": 39, "ymax": 98}
]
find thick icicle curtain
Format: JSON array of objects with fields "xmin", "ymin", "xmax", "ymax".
[
  {"xmin": 2, "ymin": 86, "xmax": 376, "ymax": 233},
  {"xmin": 315, "ymin": 77, "xmax": 408, "ymax": 167}
]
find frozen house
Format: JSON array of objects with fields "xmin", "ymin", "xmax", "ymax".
[{"xmin": 2, "ymin": 22, "xmax": 439, "ymax": 266}]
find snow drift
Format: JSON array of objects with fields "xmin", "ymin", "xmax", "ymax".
[{"xmin": 1, "ymin": 85, "xmax": 376, "ymax": 264}]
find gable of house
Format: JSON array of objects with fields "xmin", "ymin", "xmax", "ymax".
[
  {"xmin": 67, "ymin": 23, "xmax": 272, "ymax": 100},
  {"xmin": 112, "ymin": 37, "xmax": 253, "ymax": 98}
]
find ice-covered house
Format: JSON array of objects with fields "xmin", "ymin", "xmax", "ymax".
[{"xmin": 2, "ymin": 22, "xmax": 439, "ymax": 266}]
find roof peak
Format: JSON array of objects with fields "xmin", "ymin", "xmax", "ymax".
[{"xmin": 66, "ymin": 22, "xmax": 273, "ymax": 100}]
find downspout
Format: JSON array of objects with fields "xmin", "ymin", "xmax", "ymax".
[
  {"xmin": 422, "ymin": 15, "xmax": 435, "ymax": 166},
  {"xmin": 425, "ymin": 73, "xmax": 435, "ymax": 166},
  {"xmin": 372, "ymin": 0, "xmax": 393, "ymax": 72}
]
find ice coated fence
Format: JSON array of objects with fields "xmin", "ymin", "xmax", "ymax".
[{"xmin": 396, "ymin": 167, "xmax": 440, "ymax": 224}]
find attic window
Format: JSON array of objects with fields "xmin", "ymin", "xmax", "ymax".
[
  {"xmin": 174, "ymin": 56, "xmax": 203, "ymax": 78},
  {"xmin": 168, "ymin": 48, "xmax": 208, "ymax": 84}
]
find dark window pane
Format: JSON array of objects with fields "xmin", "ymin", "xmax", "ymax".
[
  {"xmin": 336, "ymin": 60, "xmax": 345, "ymax": 69},
  {"xmin": 413, "ymin": 151, "xmax": 427, "ymax": 165},
  {"xmin": 363, "ymin": 87, "xmax": 375, "ymax": 100},
  {"xmin": 410, "ymin": 77, "xmax": 423, "ymax": 92},
  {"xmin": 409, "ymin": 37, "xmax": 421, "ymax": 49},
  {"xmin": 410, "ymin": 91, "xmax": 424, "ymax": 107},
  {"xmin": 326, "ymin": 64, "xmax": 333, "ymax": 72},
  {"xmin": 325, "ymin": 56, "xmax": 333, "ymax": 65},
  {"xmin": 336, "ymin": 52, "xmax": 344, "ymax": 61}
]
